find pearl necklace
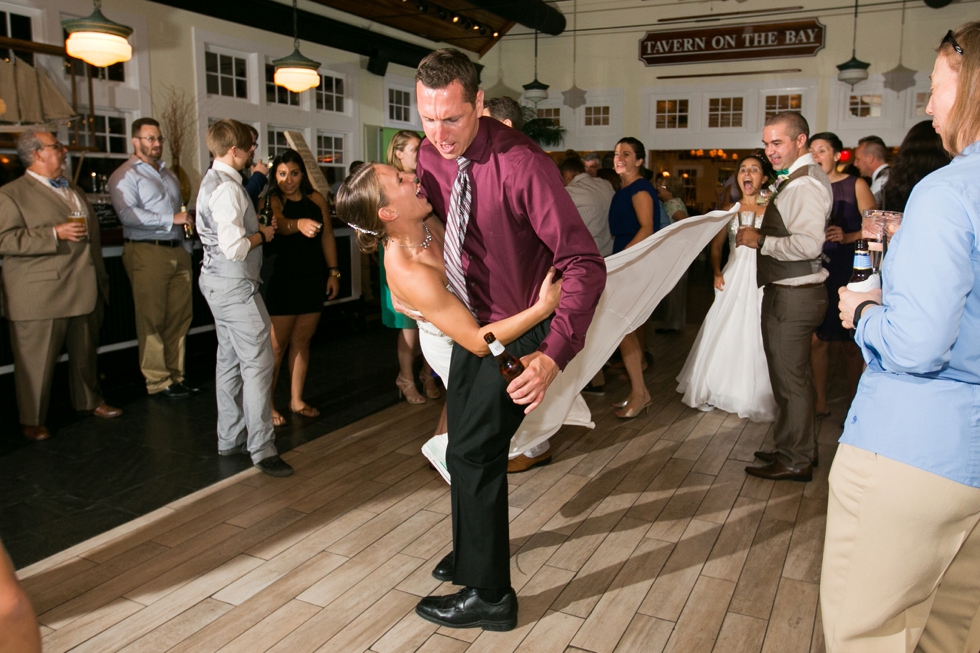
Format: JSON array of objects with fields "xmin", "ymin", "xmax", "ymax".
[{"xmin": 389, "ymin": 221, "xmax": 432, "ymax": 249}]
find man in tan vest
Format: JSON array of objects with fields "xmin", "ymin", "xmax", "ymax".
[
  {"xmin": 0, "ymin": 130, "xmax": 121, "ymax": 441},
  {"xmin": 736, "ymin": 112, "xmax": 831, "ymax": 481}
]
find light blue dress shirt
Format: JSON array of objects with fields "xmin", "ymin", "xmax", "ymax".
[
  {"xmin": 108, "ymin": 155, "xmax": 183, "ymax": 241},
  {"xmin": 842, "ymin": 139, "xmax": 980, "ymax": 487}
]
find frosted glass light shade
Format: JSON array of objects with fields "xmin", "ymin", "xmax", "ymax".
[
  {"xmin": 65, "ymin": 30, "xmax": 132, "ymax": 67},
  {"xmin": 274, "ymin": 66, "xmax": 320, "ymax": 93}
]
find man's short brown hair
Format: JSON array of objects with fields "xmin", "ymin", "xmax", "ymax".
[
  {"xmin": 764, "ymin": 111, "xmax": 810, "ymax": 139},
  {"xmin": 415, "ymin": 48, "xmax": 479, "ymax": 105},
  {"xmin": 206, "ymin": 119, "xmax": 252, "ymax": 158}
]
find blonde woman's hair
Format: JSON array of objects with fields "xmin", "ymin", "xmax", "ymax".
[
  {"xmin": 938, "ymin": 21, "xmax": 980, "ymax": 156},
  {"xmin": 386, "ymin": 130, "xmax": 421, "ymax": 172},
  {"xmin": 336, "ymin": 163, "xmax": 388, "ymax": 253}
]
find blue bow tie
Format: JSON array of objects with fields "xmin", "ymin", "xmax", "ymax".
[
  {"xmin": 49, "ymin": 177, "xmax": 70, "ymax": 189},
  {"xmin": 775, "ymin": 169, "xmax": 789, "ymax": 176}
]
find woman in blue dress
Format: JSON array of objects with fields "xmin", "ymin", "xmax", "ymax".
[{"xmin": 608, "ymin": 137, "xmax": 666, "ymax": 418}]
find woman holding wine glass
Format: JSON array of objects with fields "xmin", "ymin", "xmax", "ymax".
[
  {"xmin": 807, "ymin": 132, "xmax": 876, "ymax": 419},
  {"xmin": 823, "ymin": 21, "xmax": 980, "ymax": 651}
]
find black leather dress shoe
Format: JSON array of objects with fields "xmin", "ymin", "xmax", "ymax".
[
  {"xmin": 432, "ymin": 551, "xmax": 454, "ymax": 582},
  {"xmin": 255, "ymin": 455, "xmax": 294, "ymax": 477},
  {"xmin": 158, "ymin": 384, "xmax": 191, "ymax": 399},
  {"xmin": 745, "ymin": 460, "xmax": 813, "ymax": 482},
  {"xmin": 754, "ymin": 449, "xmax": 819, "ymax": 468},
  {"xmin": 172, "ymin": 381, "xmax": 201, "ymax": 394},
  {"xmin": 415, "ymin": 587, "xmax": 518, "ymax": 631}
]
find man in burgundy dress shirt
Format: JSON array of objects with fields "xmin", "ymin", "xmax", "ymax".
[{"xmin": 412, "ymin": 49, "xmax": 606, "ymax": 631}]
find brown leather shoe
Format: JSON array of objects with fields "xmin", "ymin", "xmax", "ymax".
[
  {"xmin": 745, "ymin": 459, "xmax": 813, "ymax": 482},
  {"xmin": 23, "ymin": 425, "xmax": 51, "ymax": 441},
  {"xmin": 507, "ymin": 450, "xmax": 552, "ymax": 473},
  {"xmin": 754, "ymin": 449, "xmax": 819, "ymax": 468},
  {"xmin": 87, "ymin": 404, "xmax": 123, "ymax": 419}
]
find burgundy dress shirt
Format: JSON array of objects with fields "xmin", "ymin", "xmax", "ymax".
[{"xmin": 416, "ymin": 117, "xmax": 606, "ymax": 370}]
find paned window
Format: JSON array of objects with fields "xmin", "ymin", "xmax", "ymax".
[
  {"xmin": 537, "ymin": 107, "xmax": 561, "ymax": 128},
  {"xmin": 656, "ymin": 99, "xmax": 689, "ymax": 129},
  {"xmin": 267, "ymin": 128, "xmax": 294, "ymax": 159},
  {"xmin": 265, "ymin": 64, "xmax": 300, "ymax": 106},
  {"xmin": 584, "ymin": 106, "xmax": 610, "ymax": 127},
  {"xmin": 316, "ymin": 74, "xmax": 345, "ymax": 112},
  {"xmin": 849, "ymin": 94, "xmax": 882, "ymax": 118},
  {"xmin": 77, "ymin": 114, "xmax": 128, "ymax": 154},
  {"xmin": 62, "ymin": 28, "xmax": 123, "ymax": 81},
  {"xmin": 915, "ymin": 92, "xmax": 930, "ymax": 116},
  {"xmin": 1, "ymin": 10, "xmax": 33, "ymax": 65},
  {"xmin": 317, "ymin": 132, "xmax": 346, "ymax": 185},
  {"xmin": 388, "ymin": 88, "xmax": 412, "ymax": 123},
  {"xmin": 205, "ymin": 50, "xmax": 248, "ymax": 99},
  {"xmin": 764, "ymin": 94, "xmax": 802, "ymax": 119},
  {"xmin": 708, "ymin": 97, "xmax": 743, "ymax": 128}
]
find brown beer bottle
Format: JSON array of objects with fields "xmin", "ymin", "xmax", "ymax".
[
  {"xmin": 258, "ymin": 195, "xmax": 274, "ymax": 227},
  {"xmin": 846, "ymin": 239, "xmax": 880, "ymax": 292},
  {"xmin": 484, "ymin": 332, "xmax": 524, "ymax": 381}
]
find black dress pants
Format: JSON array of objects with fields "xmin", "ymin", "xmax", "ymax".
[{"xmin": 445, "ymin": 318, "xmax": 552, "ymax": 589}]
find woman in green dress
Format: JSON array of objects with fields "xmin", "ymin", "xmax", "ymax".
[{"xmin": 382, "ymin": 130, "xmax": 439, "ymax": 403}]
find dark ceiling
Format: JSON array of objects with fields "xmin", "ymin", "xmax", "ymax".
[{"xmin": 308, "ymin": 0, "xmax": 515, "ymax": 56}]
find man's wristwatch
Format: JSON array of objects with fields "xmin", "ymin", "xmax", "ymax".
[
  {"xmin": 757, "ymin": 234, "xmax": 767, "ymax": 250},
  {"xmin": 329, "ymin": 267, "xmax": 341, "ymax": 279}
]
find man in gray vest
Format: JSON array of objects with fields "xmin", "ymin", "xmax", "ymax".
[
  {"xmin": 736, "ymin": 111, "xmax": 831, "ymax": 482},
  {"xmin": 196, "ymin": 119, "xmax": 291, "ymax": 477}
]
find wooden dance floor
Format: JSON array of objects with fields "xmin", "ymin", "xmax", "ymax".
[{"xmin": 18, "ymin": 328, "xmax": 843, "ymax": 653}]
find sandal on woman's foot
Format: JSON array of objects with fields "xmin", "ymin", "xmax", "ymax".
[
  {"xmin": 272, "ymin": 411, "xmax": 287, "ymax": 427},
  {"xmin": 291, "ymin": 404, "xmax": 320, "ymax": 418},
  {"xmin": 615, "ymin": 398, "xmax": 652, "ymax": 419},
  {"xmin": 420, "ymin": 371, "xmax": 442, "ymax": 399},
  {"xmin": 396, "ymin": 375, "xmax": 426, "ymax": 405}
]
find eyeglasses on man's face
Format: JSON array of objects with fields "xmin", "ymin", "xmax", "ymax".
[
  {"xmin": 137, "ymin": 136, "xmax": 166, "ymax": 144},
  {"xmin": 941, "ymin": 30, "xmax": 964, "ymax": 56},
  {"xmin": 40, "ymin": 142, "xmax": 66, "ymax": 152}
]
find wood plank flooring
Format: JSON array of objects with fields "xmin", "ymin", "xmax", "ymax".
[{"xmin": 19, "ymin": 327, "xmax": 848, "ymax": 653}]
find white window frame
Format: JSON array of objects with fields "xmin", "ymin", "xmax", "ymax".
[
  {"xmin": 267, "ymin": 126, "xmax": 306, "ymax": 160},
  {"xmin": 655, "ymin": 98, "xmax": 691, "ymax": 130},
  {"xmin": 762, "ymin": 92, "xmax": 804, "ymax": 121},
  {"xmin": 584, "ymin": 105, "xmax": 611, "ymax": 128},
  {"xmin": 847, "ymin": 93, "xmax": 884, "ymax": 119},
  {"xmin": 704, "ymin": 95, "xmax": 746, "ymax": 132},
  {"xmin": 204, "ymin": 44, "xmax": 251, "ymax": 101},
  {"xmin": 536, "ymin": 106, "xmax": 562, "ymax": 128},
  {"xmin": 384, "ymin": 75, "xmax": 419, "ymax": 129},
  {"xmin": 315, "ymin": 72, "xmax": 348, "ymax": 115},
  {"xmin": 264, "ymin": 61, "xmax": 302, "ymax": 108}
]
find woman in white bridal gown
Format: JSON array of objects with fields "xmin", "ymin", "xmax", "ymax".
[{"xmin": 676, "ymin": 152, "xmax": 777, "ymax": 422}]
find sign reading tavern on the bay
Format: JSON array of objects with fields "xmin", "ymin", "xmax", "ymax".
[{"xmin": 639, "ymin": 19, "xmax": 826, "ymax": 66}]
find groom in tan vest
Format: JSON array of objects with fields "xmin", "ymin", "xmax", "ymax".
[{"xmin": 736, "ymin": 112, "xmax": 831, "ymax": 481}]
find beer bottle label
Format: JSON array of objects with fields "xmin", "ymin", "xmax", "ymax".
[
  {"xmin": 488, "ymin": 339, "xmax": 505, "ymax": 356},
  {"xmin": 853, "ymin": 252, "xmax": 872, "ymax": 270}
]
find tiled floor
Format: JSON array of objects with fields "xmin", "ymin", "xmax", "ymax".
[{"xmin": 16, "ymin": 321, "xmax": 849, "ymax": 652}]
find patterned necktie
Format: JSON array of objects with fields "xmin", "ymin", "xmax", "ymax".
[
  {"xmin": 49, "ymin": 177, "xmax": 70, "ymax": 189},
  {"xmin": 444, "ymin": 156, "xmax": 474, "ymax": 315}
]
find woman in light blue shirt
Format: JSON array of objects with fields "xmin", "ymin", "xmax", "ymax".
[{"xmin": 821, "ymin": 22, "xmax": 980, "ymax": 652}]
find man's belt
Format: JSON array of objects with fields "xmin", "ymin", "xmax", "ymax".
[{"xmin": 124, "ymin": 238, "xmax": 182, "ymax": 248}]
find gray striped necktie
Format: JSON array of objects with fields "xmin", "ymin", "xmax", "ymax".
[{"xmin": 444, "ymin": 156, "xmax": 474, "ymax": 314}]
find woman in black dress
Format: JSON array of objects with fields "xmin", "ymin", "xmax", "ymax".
[{"xmin": 262, "ymin": 149, "xmax": 340, "ymax": 426}]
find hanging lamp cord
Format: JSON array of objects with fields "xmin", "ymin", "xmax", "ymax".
[
  {"xmin": 897, "ymin": 0, "xmax": 907, "ymax": 63},
  {"xmin": 292, "ymin": 0, "xmax": 300, "ymax": 51},
  {"xmin": 851, "ymin": 0, "xmax": 859, "ymax": 57},
  {"xmin": 533, "ymin": 30, "xmax": 539, "ymax": 79}
]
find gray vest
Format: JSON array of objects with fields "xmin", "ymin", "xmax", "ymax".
[
  {"xmin": 756, "ymin": 165, "xmax": 825, "ymax": 287},
  {"xmin": 196, "ymin": 167, "xmax": 262, "ymax": 281}
]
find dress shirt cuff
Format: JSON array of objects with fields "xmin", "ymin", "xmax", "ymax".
[
  {"xmin": 538, "ymin": 332, "xmax": 576, "ymax": 371},
  {"xmin": 53, "ymin": 227, "xmax": 59, "ymax": 241}
]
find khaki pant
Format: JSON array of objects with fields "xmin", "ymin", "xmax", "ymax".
[
  {"xmin": 122, "ymin": 241, "xmax": 193, "ymax": 393},
  {"xmin": 821, "ymin": 444, "xmax": 980, "ymax": 652},
  {"xmin": 9, "ymin": 301, "xmax": 104, "ymax": 426},
  {"xmin": 761, "ymin": 283, "xmax": 827, "ymax": 467}
]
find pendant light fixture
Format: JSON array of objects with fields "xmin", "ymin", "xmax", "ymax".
[
  {"xmin": 836, "ymin": 0, "xmax": 870, "ymax": 88},
  {"xmin": 561, "ymin": 0, "xmax": 587, "ymax": 110},
  {"xmin": 62, "ymin": 0, "xmax": 133, "ymax": 68},
  {"xmin": 273, "ymin": 0, "xmax": 321, "ymax": 94},
  {"xmin": 883, "ymin": 0, "xmax": 917, "ymax": 93},
  {"xmin": 522, "ymin": 30, "xmax": 549, "ymax": 105}
]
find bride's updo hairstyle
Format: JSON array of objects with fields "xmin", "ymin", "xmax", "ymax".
[
  {"xmin": 738, "ymin": 149, "xmax": 775, "ymax": 197},
  {"xmin": 336, "ymin": 163, "xmax": 388, "ymax": 253}
]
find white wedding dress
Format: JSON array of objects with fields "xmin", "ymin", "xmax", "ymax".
[{"xmin": 676, "ymin": 215, "xmax": 777, "ymax": 422}]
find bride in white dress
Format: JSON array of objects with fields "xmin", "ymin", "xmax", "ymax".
[{"xmin": 676, "ymin": 153, "xmax": 777, "ymax": 422}]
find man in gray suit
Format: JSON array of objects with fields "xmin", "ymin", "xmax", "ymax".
[
  {"xmin": 196, "ymin": 119, "xmax": 291, "ymax": 477},
  {"xmin": 0, "ymin": 130, "xmax": 121, "ymax": 441}
]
